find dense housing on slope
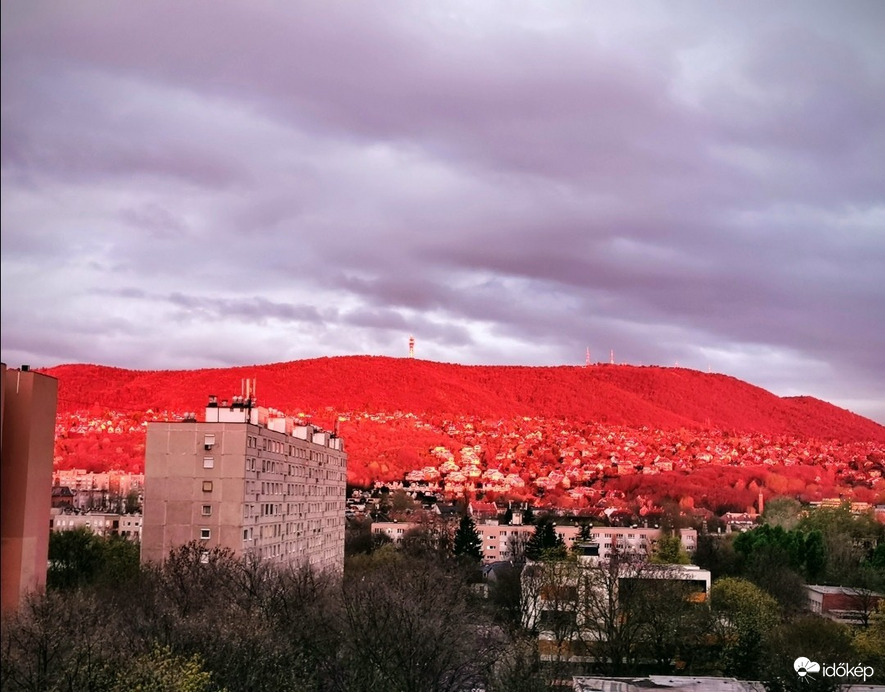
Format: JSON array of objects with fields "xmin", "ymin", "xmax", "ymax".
[{"xmin": 142, "ymin": 391, "xmax": 347, "ymax": 572}]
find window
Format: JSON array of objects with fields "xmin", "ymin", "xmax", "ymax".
[
  {"xmin": 204, "ymin": 434, "xmax": 216, "ymax": 450},
  {"xmin": 202, "ymin": 505, "xmax": 212, "ymax": 516},
  {"xmin": 203, "ymin": 456, "xmax": 214, "ymax": 469},
  {"xmin": 202, "ymin": 481, "xmax": 213, "ymax": 492},
  {"xmin": 200, "ymin": 528, "xmax": 211, "ymax": 540}
]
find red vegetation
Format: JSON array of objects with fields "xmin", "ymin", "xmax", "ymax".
[
  {"xmin": 44, "ymin": 357, "xmax": 885, "ymax": 510},
  {"xmin": 45, "ymin": 357, "xmax": 885, "ymax": 441}
]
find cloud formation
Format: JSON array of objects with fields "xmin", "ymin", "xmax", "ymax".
[{"xmin": 2, "ymin": 1, "xmax": 884, "ymax": 422}]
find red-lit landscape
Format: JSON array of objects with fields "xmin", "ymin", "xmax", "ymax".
[{"xmin": 47, "ymin": 357, "xmax": 885, "ymax": 512}]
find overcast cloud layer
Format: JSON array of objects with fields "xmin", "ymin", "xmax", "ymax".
[{"xmin": 2, "ymin": 2, "xmax": 884, "ymax": 422}]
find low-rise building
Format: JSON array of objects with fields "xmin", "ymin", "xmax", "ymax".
[
  {"xmin": 49, "ymin": 509, "xmax": 142, "ymax": 540},
  {"xmin": 805, "ymin": 584, "xmax": 884, "ymax": 626},
  {"xmin": 523, "ymin": 557, "xmax": 712, "ymax": 634},
  {"xmin": 573, "ymin": 676, "xmax": 764, "ymax": 692},
  {"xmin": 51, "ymin": 486, "xmax": 76, "ymax": 509}
]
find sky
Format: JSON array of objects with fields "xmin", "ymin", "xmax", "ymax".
[{"xmin": 2, "ymin": 2, "xmax": 884, "ymax": 423}]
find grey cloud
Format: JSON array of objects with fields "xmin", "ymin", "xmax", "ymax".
[
  {"xmin": 164, "ymin": 294, "xmax": 329, "ymax": 325},
  {"xmin": 1, "ymin": 1, "xmax": 883, "ymax": 421}
]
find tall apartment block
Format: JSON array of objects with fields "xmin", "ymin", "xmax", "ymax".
[
  {"xmin": 1, "ymin": 364, "xmax": 59, "ymax": 612},
  {"xmin": 142, "ymin": 388, "xmax": 347, "ymax": 572}
]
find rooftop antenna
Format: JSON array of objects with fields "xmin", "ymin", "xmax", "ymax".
[
  {"xmin": 585, "ymin": 347, "xmax": 591, "ymax": 367},
  {"xmin": 242, "ymin": 378, "xmax": 256, "ymax": 407},
  {"xmin": 408, "ymin": 335, "xmax": 415, "ymax": 358},
  {"xmin": 610, "ymin": 349, "xmax": 615, "ymax": 365}
]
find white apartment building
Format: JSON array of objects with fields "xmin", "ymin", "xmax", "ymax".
[
  {"xmin": 477, "ymin": 523, "xmax": 696, "ymax": 563},
  {"xmin": 50, "ymin": 509, "xmax": 142, "ymax": 540},
  {"xmin": 372, "ymin": 519, "xmax": 697, "ymax": 564}
]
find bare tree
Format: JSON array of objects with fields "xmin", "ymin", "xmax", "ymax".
[
  {"xmin": 339, "ymin": 558, "xmax": 498, "ymax": 692},
  {"xmin": 575, "ymin": 549, "xmax": 649, "ymax": 675},
  {"xmin": 507, "ymin": 531, "xmax": 532, "ymax": 565},
  {"xmin": 520, "ymin": 556, "xmax": 584, "ymax": 684}
]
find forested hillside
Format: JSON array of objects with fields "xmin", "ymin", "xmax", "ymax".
[{"xmin": 44, "ymin": 358, "xmax": 885, "ymax": 510}]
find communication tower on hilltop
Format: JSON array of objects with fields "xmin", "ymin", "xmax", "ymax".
[
  {"xmin": 408, "ymin": 335, "xmax": 415, "ymax": 358},
  {"xmin": 610, "ymin": 349, "xmax": 615, "ymax": 365},
  {"xmin": 585, "ymin": 347, "xmax": 591, "ymax": 367}
]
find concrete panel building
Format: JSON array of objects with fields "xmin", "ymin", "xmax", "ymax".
[
  {"xmin": 142, "ymin": 391, "xmax": 347, "ymax": 572},
  {"xmin": 50, "ymin": 509, "xmax": 143, "ymax": 541},
  {"xmin": 372, "ymin": 519, "xmax": 697, "ymax": 565},
  {"xmin": 1, "ymin": 364, "xmax": 59, "ymax": 612}
]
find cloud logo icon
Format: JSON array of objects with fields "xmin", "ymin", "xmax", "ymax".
[{"xmin": 794, "ymin": 657, "xmax": 821, "ymax": 677}]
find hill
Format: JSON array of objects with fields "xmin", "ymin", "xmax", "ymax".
[
  {"xmin": 46, "ymin": 356, "xmax": 885, "ymax": 442},
  {"xmin": 45, "ymin": 358, "xmax": 885, "ymax": 509}
]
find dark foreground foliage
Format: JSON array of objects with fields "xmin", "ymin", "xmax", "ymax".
[
  {"xmin": 2, "ymin": 542, "xmax": 517, "ymax": 692},
  {"xmin": 4, "ymin": 519, "xmax": 883, "ymax": 691}
]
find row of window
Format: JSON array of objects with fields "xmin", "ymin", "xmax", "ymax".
[
  {"xmin": 249, "ymin": 432, "xmax": 345, "ymax": 467},
  {"xmin": 202, "ymin": 525, "xmax": 344, "ymax": 545},
  {"xmin": 245, "ymin": 457, "xmax": 346, "ymax": 477},
  {"xmin": 243, "ymin": 502, "xmax": 345, "ymax": 520}
]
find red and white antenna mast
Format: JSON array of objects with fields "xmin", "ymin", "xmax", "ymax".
[{"xmin": 408, "ymin": 335, "xmax": 415, "ymax": 358}]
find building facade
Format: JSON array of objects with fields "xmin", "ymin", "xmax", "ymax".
[
  {"xmin": 372, "ymin": 519, "xmax": 697, "ymax": 565},
  {"xmin": 1, "ymin": 364, "xmax": 59, "ymax": 611},
  {"xmin": 805, "ymin": 584, "xmax": 884, "ymax": 626},
  {"xmin": 142, "ymin": 393, "xmax": 347, "ymax": 572},
  {"xmin": 50, "ymin": 509, "xmax": 143, "ymax": 541},
  {"xmin": 522, "ymin": 555, "xmax": 711, "ymax": 664}
]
